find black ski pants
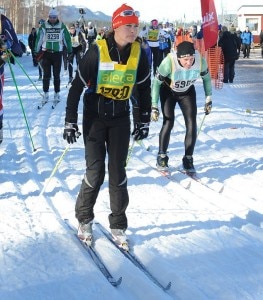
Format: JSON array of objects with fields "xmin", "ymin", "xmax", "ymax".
[
  {"xmin": 42, "ymin": 51, "xmax": 62, "ymax": 93},
  {"xmin": 159, "ymin": 85, "xmax": 197, "ymax": 157},
  {"xmin": 150, "ymin": 46, "xmax": 161, "ymax": 75},
  {"xmin": 75, "ymin": 115, "xmax": 130, "ymax": 230},
  {"xmin": 223, "ymin": 58, "xmax": 236, "ymax": 82},
  {"xmin": 68, "ymin": 45, "xmax": 82, "ymax": 78}
]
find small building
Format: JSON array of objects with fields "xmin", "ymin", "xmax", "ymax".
[{"xmin": 237, "ymin": 5, "xmax": 263, "ymax": 45}]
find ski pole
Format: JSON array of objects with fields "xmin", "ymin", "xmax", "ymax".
[
  {"xmin": 7, "ymin": 59, "xmax": 37, "ymax": 152},
  {"xmin": 126, "ymin": 138, "xmax": 135, "ymax": 166},
  {"xmin": 197, "ymin": 114, "xmax": 206, "ymax": 137},
  {"xmin": 7, "ymin": 49, "xmax": 43, "ymax": 96},
  {"xmin": 136, "ymin": 140, "xmax": 151, "ymax": 151},
  {"xmin": 40, "ymin": 144, "xmax": 71, "ymax": 196}
]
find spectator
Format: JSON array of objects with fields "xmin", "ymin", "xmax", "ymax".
[
  {"xmin": 196, "ymin": 25, "xmax": 203, "ymax": 39},
  {"xmin": 218, "ymin": 26, "xmax": 240, "ymax": 83},
  {"xmin": 233, "ymin": 27, "xmax": 242, "ymax": 57},
  {"xmin": 35, "ymin": 19, "xmax": 45, "ymax": 81},
  {"xmin": 190, "ymin": 25, "xmax": 198, "ymax": 40},
  {"xmin": 241, "ymin": 26, "xmax": 253, "ymax": 58},
  {"xmin": 28, "ymin": 27, "xmax": 38, "ymax": 66}
]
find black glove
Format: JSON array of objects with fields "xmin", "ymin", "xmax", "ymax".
[
  {"xmin": 132, "ymin": 122, "xmax": 149, "ymax": 141},
  {"xmin": 63, "ymin": 122, "xmax": 81, "ymax": 144},
  {"xmin": 67, "ymin": 52, "xmax": 74, "ymax": 61},
  {"xmin": 204, "ymin": 96, "xmax": 212, "ymax": 115}
]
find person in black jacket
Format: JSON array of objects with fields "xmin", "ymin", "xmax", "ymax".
[
  {"xmin": 218, "ymin": 26, "xmax": 239, "ymax": 83},
  {"xmin": 63, "ymin": 3, "xmax": 151, "ymax": 250},
  {"xmin": 28, "ymin": 27, "xmax": 38, "ymax": 66}
]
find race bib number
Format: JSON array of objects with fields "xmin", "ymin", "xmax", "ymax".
[
  {"xmin": 173, "ymin": 80, "xmax": 196, "ymax": 90},
  {"xmin": 46, "ymin": 28, "xmax": 61, "ymax": 42},
  {"xmin": 99, "ymin": 85, "xmax": 131, "ymax": 100}
]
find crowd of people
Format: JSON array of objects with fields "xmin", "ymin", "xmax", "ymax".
[
  {"xmin": 1, "ymin": 4, "xmax": 261, "ymax": 250},
  {"xmin": 25, "ymin": 6, "xmax": 256, "ymax": 107}
]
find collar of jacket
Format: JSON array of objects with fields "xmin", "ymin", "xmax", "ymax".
[{"xmin": 48, "ymin": 20, "xmax": 59, "ymax": 26}]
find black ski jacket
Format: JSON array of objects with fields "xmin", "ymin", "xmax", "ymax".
[{"xmin": 65, "ymin": 33, "xmax": 151, "ymax": 124}]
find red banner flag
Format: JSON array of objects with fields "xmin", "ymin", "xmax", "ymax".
[{"xmin": 200, "ymin": 0, "xmax": 219, "ymax": 50}]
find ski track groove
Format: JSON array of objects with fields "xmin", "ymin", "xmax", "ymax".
[{"xmin": 132, "ymin": 143, "xmax": 258, "ymax": 222}]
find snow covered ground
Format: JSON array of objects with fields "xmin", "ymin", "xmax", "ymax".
[{"xmin": 0, "ymin": 48, "xmax": 263, "ymax": 300}]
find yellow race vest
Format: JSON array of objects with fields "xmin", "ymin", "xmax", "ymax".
[
  {"xmin": 71, "ymin": 35, "xmax": 80, "ymax": 47},
  {"xmin": 147, "ymin": 29, "xmax": 159, "ymax": 42},
  {"xmin": 96, "ymin": 39, "xmax": 140, "ymax": 100}
]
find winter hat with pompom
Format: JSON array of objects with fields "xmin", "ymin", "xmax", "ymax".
[{"xmin": 49, "ymin": 8, "xmax": 58, "ymax": 17}]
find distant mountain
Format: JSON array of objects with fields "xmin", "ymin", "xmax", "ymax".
[{"xmin": 59, "ymin": 5, "xmax": 111, "ymax": 25}]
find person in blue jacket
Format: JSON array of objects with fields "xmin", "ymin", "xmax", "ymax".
[{"xmin": 241, "ymin": 26, "xmax": 253, "ymax": 58}]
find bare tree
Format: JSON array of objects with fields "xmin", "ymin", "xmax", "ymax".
[{"xmin": 0, "ymin": 0, "xmax": 52, "ymax": 34}]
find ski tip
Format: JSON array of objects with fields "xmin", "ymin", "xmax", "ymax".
[
  {"xmin": 164, "ymin": 281, "xmax": 172, "ymax": 291},
  {"xmin": 218, "ymin": 185, "xmax": 224, "ymax": 193},
  {"xmin": 111, "ymin": 276, "xmax": 122, "ymax": 287},
  {"xmin": 185, "ymin": 171, "xmax": 196, "ymax": 176},
  {"xmin": 119, "ymin": 242, "xmax": 129, "ymax": 252},
  {"xmin": 185, "ymin": 181, "xmax": 191, "ymax": 189},
  {"xmin": 160, "ymin": 171, "xmax": 170, "ymax": 178},
  {"xmin": 78, "ymin": 234, "xmax": 93, "ymax": 247}
]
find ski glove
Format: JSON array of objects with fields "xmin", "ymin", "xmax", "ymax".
[
  {"xmin": 63, "ymin": 122, "xmax": 81, "ymax": 144},
  {"xmin": 204, "ymin": 96, "xmax": 212, "ymax": 115},
  {"xmin": 35, "ymin": 51, "xmax": 44, "ymax": 62},
  {"xmin": 151, "ymin": 107, "xmax": 160, "ymax": 122},
  {"xmin": 132, "ymin": 122, "xmax": 149, "ymax": 141}
]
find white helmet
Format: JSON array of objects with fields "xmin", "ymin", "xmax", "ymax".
[{"xmin": 88, "ymin": 21, "xmax": 92, "ymax": 27}]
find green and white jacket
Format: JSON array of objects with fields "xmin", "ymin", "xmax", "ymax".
[
  {"xmin": 151, "ymin": 50, "xmax": 212, "ymax": 107},
  {"xmin": 35, "ymin": 19, "xmax": 72, "ymax": 53}
]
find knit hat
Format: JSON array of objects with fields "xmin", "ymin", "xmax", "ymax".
[
  {"xmin": 112, "ymin": 4, "xmax": 139, "ymax": 29},
  {"xmin": 49, "ymin": 8, "xmax": 58, "ymax": 17},
  {"xmin": 177, "ymin": 41, "xmax": 195, "ymax": 58}
]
